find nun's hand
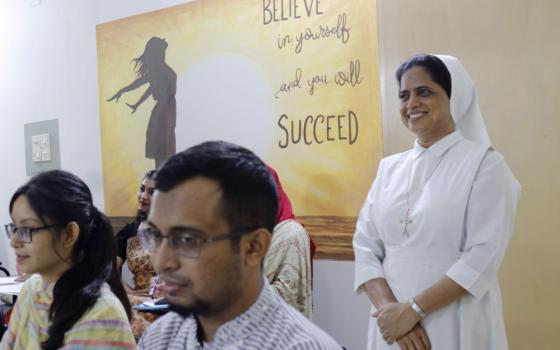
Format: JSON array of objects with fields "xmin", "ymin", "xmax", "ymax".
[
  {"xmin": 373, "ymin": 302, "xmax": 421, "ymax": 343},
  {"xmin": 397, "ymin": 324, "xmax": 431, "ymax": 350}
]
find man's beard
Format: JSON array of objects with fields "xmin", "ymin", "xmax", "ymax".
[
  {"xmin": 168, "ymin": 298, "xmax": 212, "ymax": 318},
  {"xmin": 167, "ymin": 252, "xmax": 244, "ymax": 318}
]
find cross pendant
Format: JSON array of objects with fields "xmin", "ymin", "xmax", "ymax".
[{"xmin": 400, "ymin": 209, "xmax": 412, "ymax": 235}]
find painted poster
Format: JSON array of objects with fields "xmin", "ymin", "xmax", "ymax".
[{"xmin": 96, "ymin": 0, "xmax": 382, "ymax": 258}]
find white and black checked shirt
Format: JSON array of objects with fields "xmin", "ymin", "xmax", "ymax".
[{"xmin": 137, "ymin": 280, "xmax": 342, "ymax": 350}]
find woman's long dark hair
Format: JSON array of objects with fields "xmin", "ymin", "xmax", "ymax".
[
  {"xmin": 9, "ymin": 170, "xmax": 131, "ymax": 350},
  {"xmin": 132, "ymin": 37, "xmax": 168, "ymax": 78}
]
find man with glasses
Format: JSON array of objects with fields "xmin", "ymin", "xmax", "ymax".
[{"xmin": 137, "ymin": 141, "xmax": 341, "ymax": 349}]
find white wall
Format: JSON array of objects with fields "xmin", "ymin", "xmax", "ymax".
[
  {"xmin": 0, "ymin": 1, "xmax": 369, "ymax": 347},
  {"xmin": 0, "ymin": 0, "xmax": 191, "ymax": 274},
  {"xmin": 313, "ymin": 260, "xmax": 371, "ymax": 349},
  {"xmin": 94, "ymin": 0, "xmax": 191, "ymax": 23},
  {"xmin": 0, "ymin": 0, "xmax": 102, "ymax": 273}
]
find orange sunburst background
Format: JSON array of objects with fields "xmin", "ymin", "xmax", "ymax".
[{"xmin": 96, "ymin": 0, "xmax": 382, "ymax": 218}]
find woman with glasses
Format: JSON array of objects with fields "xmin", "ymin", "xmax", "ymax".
[{"xmin": 1, "ymin": 170, "xmax": 135, "ymax": 350}]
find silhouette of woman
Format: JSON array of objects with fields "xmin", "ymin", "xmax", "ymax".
[{"xmin": 108, "ymin": 37, "xmax": 177, "ymax": 167}]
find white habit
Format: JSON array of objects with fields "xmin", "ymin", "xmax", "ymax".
[{"xmin": 353, "ymin": 130, "xmax": 520, "ymax": 349}]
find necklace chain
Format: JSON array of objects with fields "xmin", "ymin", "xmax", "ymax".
[{"xmin": 401, "ymin": 152, "xmax": 446, "ymax": 235}]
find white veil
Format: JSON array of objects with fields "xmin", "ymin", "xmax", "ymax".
[{"xmin": 435, "ymin": 55, "xmax": 491, "ymax": 146}]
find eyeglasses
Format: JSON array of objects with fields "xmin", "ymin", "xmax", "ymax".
[
  {"xmin": 138, "ymin": 225, "xmax": 257, "ymax": 258},
  {"xmin": 5, "ymin": 223, "xmax": 55, "ymax": 243}
]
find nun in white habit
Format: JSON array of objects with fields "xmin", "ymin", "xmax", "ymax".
[{"xmin": 353, "ymin": 54, "xmax": 520, "ymax": 350}]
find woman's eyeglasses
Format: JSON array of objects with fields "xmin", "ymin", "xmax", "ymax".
[
  {"xmin": 4, "ymin": 223, "xmax": 55, "ymax": 243},
  {"xmin": 138, "ymin": 225, "xmax": 257, "ymax": 258}
]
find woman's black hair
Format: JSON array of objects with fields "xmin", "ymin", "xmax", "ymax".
[
  {"xmin": 135, "ymin": 169, "xmax": 157, "ymax": 222},
  {"xmin": 9, "ymin": 170, "xmax": 131, "ymax": 350},
  {"xmin": 396, "ymin": 54, "xmax": 452, "ymax": 99},
  {"xmin": 143, "ymin": 169, "xmax": 157, "ymax": 181}
]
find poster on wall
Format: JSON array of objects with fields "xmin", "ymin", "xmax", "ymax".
[{"xmin": 96, "ymin": 0, "xmax": 383, "ymax": 259}]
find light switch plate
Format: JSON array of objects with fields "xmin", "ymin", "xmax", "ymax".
[
  {"xmin": 31, "ymin": 133, "xmax": 51, "ymax": 162},
  {"xmin": 24, "ymin": 119, "xmax": 61, "ymax": 176}
]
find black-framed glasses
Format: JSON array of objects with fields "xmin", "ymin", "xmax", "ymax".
[
  {"xmin": 5, "ymin": 223, "xmax": 55, "ymax": 243},
  {"xmin": 138, "ymin": 224, "xmax": 258, "ymax": 258}
]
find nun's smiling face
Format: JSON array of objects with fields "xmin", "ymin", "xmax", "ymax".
[{"xmin": 399, "ymin": 66, "xmax": 454, "ymax": 147}]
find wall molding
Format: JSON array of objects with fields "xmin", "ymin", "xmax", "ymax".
[{"xmin": 109, "ymin": 215, "xmax": 355, "ymax": 260}]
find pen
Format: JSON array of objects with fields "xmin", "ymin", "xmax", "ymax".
[{"xmin": 148, "ymin": 276, "xmax": 159, "ymax": 299}]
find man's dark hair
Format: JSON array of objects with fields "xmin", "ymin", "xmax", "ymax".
[
  {"xmin": 156, "ymin": 141, "xmax": 279, "ymax": 234},
  {"xmin": 396, "ymin": 54, "xmax": 452, "ymax": 99}
]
